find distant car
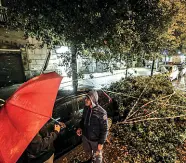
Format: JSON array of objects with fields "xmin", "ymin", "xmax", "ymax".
[
  {"xmin": 157, "ymin": 65, "xmax": 179, "ymax": 81},
  {"xmin": 179, "ymin": 65, "xmax": 186, "ymax": 77}
]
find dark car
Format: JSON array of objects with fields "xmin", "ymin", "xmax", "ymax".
[{"xmin": 0, "ymin": 85, "xmax": 114, "ymax": 160}]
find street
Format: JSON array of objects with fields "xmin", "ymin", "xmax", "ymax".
[{"xmin": 60, "ymin": 67, "xmax": 152, "ymax": 90}]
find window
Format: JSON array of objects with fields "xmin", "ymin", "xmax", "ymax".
[
  {"xmin": 0, "ymin": 52, "xmax": 26, "ymax": 87},
  {"xmin": 53, "ymin": 101, "xmax": 72, "ymax": 122},
  {"xmin": 70, "ymin": 95, "xmax": 85, "ymax": 119}
]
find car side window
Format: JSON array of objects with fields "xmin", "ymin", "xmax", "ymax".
[
  {"xmin": 64, "ymin": 96, "xmax": 85, "ymax": 125},
  {"xmin": 77, "ymin": 95, "xmax": 86, "ymax": 115},
  {"xmin": 53, "ymin": 102, "xmax": 70, "ymax": 122},
  {"xmin": 68, "ymin": 96, "xmax": 85, "ymax": 118}
]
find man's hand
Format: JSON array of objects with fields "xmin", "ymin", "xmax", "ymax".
[
  {"xmin": 98, "ymin": 144, "xmax": 103, "ymax": 151},
  {"xmin": 59, "ymin": 122, "xmax": 66, "ymax": 129},
  {"xmin": 54, "ymin": 124, "xmax": 61, "ymax": 133},
  {"xmin": 76, "ymin": 128, "xmax": 82, "ymax": 136}
]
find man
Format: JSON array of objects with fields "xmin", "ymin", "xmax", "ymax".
[
  {"xmin": 26, "ymin": 122, "xmax": 65, "ymax": 163},
  {"xmin": 77, "ymin": 90, "xmax": 108, "ymax": 163}
]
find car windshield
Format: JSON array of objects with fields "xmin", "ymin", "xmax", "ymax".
[{"xmin": 160, "ymin": 66, "xmax": 173, "ymax": 73}]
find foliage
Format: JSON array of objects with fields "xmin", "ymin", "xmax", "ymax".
[
  {"xmin": 107, "ymin": 75, "xmax": 186, "ymax": 162},
  {"xmin": 6, "ymin": 0, "xmax": 176, "ymax": 55},
  {"xmin": 158, "ymin": 0, "xmax": 186, "ymax": 54},
  {"xmin": 5, "ymin": 0, "xmax": 186, "ymax": 91}
]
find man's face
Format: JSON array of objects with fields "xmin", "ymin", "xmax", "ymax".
[{"xmin": 85, "ymin": 96, "xmax": 92, "ymax": 107}]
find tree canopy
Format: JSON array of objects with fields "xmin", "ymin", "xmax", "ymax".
[
  {"xmin": 6, "ymin": 0, "xmax": 178, "ymax": 54},
  {"xmin": 159, "ymin": 0, "xmax": 186, "ymax": 54},
  {"xmin": 5, "ymin": 0, "xmax": 186, "ymax": 92}
]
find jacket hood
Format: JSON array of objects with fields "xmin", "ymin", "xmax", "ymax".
[{"xmin": 87, "ymin": 90, "xmax": 98, "ymax": 108}]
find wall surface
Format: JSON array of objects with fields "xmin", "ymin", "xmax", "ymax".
[{"xmin": 25, "ymin": 37, "xmax": 59, "ymax": 79}]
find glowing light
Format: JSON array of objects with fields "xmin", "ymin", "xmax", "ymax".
[{"xmin": 56, "ymin": 46, "xmax": 69, "ymax": 53}]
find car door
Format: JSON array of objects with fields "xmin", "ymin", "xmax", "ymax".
[
  {"xmin": 183, "ymin": 66, "xmax": 186, "ymax": 75},
  {"xmin": 171, "ymin": 66, "xmax": 175, "ymax": 80},
  {"xmin": 170, "ymin": 66, "xmax": 176, "ymax": 80},
  {"xmin": 174, "ymin": 66, "xmax": 179, "ymax": 79},
  {"xmin": 177, "ymin": 66, "xmax": 179, "ymax": 74},
  {"xmin": 53, "ymin": 100, "xmax": 75, "ymax": 156},
  {"xmin": 53, "ymin": 95, "xmax": 86, "ymax": 158}
]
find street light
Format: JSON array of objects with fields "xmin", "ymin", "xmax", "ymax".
[{"xmin": 56, "ymin": 46, "xmax": 69, "ymax": 54}]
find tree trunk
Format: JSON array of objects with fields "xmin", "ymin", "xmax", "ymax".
[
  {"xmin": 125, "ymin": 67, "xmax": 128, "ymax": 78},
  {"xmin": 96, "ymin": 59, "xmax": 98, "ymax": 72},
  {"xmin": 71, "ymin": 46, "xmax": 78, "ymax": 93},
  {"xmin": 151, "ymin": 60, "xmax": 155, "ymax": 76},
  {"xmin": 40, "ymin": 51, "xmax": 51, "ymax": 74},
  {"xmin": 125, "ymin": 56, "xmax": 128, "ymax": 78}
]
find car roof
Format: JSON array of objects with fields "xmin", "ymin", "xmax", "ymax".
[
  {"xmin": 56, "ymin": 92, "xmax": 87, "ymax": 103},
  {"xmin": 55, "ymin": 88, "xmax": 107, "ymax": 104}
]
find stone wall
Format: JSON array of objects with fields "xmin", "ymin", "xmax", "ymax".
[
  {"xmin": 25, "ymin": 47, "xmax": 59, "ymax": 79},
  {"xmin": 24, "ymin": 38, "xmax": 59, "ymax": 79},
  {"xmin": 0, "ymin": 29, "xmax": 61, "ymax": 80},
  {"xmin": 20, "ymin": 39, "xmax": 72, "ymax": 80}
]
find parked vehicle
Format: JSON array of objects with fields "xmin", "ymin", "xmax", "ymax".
[
  {"xmin": 172, "ymin": 55, "xmax": 185, "ymax": 65},
  {"xmin": 157, "ymin": 65, "xmax": 179, "ymax": 81},
  {"xmin": 0, "ymin": 85, "xmax": 114, "ymax": 160},
  {"xmin": 178, "ymin": 65, "xmax": 186, "ymax": 77}
]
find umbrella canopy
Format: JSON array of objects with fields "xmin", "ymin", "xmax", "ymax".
[{"xmin": 0, "ymin": 72, "xmax": 62, "ymax": 163}]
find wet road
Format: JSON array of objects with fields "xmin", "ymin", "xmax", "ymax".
[{"xmin": 61, "ymin": 68, "xmax": 152, "ymax": 90}]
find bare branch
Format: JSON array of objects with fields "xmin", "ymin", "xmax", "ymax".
[
  {"xmin": 118, "ymin": 114, "xmax": 186, "ymax": 124},
  {"xmin": 124, "ymin": 79, "xmax": 151, "ymax": 122},
  {"xmin": 127, "ymin": 92, "xmax": 175, "ymax": 120},
  {"xmin": 103, "ymin": 90, "xmax": 138, "ymax": 99}
]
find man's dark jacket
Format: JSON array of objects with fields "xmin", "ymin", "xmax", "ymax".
[
  {"xmin": 26, "ymin": 129, "xmax": 58, "ymax": 163},
  {"xmin": 80, "ymin": 90, "xmax": 108, "ymax": 144}
]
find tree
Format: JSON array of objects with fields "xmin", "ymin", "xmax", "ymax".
[
  {"xmin": 6, "ymin": 0, "xmax": 177, "ymax": 91},
  {"xmin": 107, "ymin": 75, "xmax": 186, "ymax": 162},
  {"xmin": 160, "ymin": 0, "xmax": 186, "ymax": 54}
]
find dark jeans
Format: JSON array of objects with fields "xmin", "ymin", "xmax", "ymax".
[{"xmin": 82, "ymin": 136, "xmax": 102, "ymax": 163}]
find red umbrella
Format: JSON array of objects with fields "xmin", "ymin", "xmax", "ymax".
[{"xmin": 0, "ymin": 72, "xmax": 62, "ymax": 163}]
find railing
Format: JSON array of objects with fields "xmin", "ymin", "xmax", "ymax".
[{"xmin": 0, "ymin": 6, "xmax": 7, "ymax": 23}]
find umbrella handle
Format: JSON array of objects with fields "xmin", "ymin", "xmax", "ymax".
[
  {"xmin": 0, "ymin": 99, "xmax": 5, "ymax": 102},
  {"xmin": 0, "ymin": 98, "xmax": 5, "ymax": 107},
  {"xmin": 50, "ymin": 117, "xmax": 66, "ymax": 129}
]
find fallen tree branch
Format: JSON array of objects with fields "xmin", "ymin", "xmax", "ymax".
[
  {"xmin": 118, "ymin": 114, "xmax": 186, "ymax": 124},
  {"xmin": 125, "ymin": 79, "xmax": 151, "ymax": 122},
  {"xmin": 126, "ymin": 109, "xmax": 158, "ymax": 122},
  {"xmin": 103, "ymin": 90, "xmax": 138, "ymax": 99},
  {"xmin": 127, "ymin": 92, "xmax": 175, "ymax": 120},
  {"xmin": 125, "ymin": 94, "xmax": 185, "ymax": 122},
  {"xmin": 157, "ymin": 103, "xmax": 186, "ymax": 109}
]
